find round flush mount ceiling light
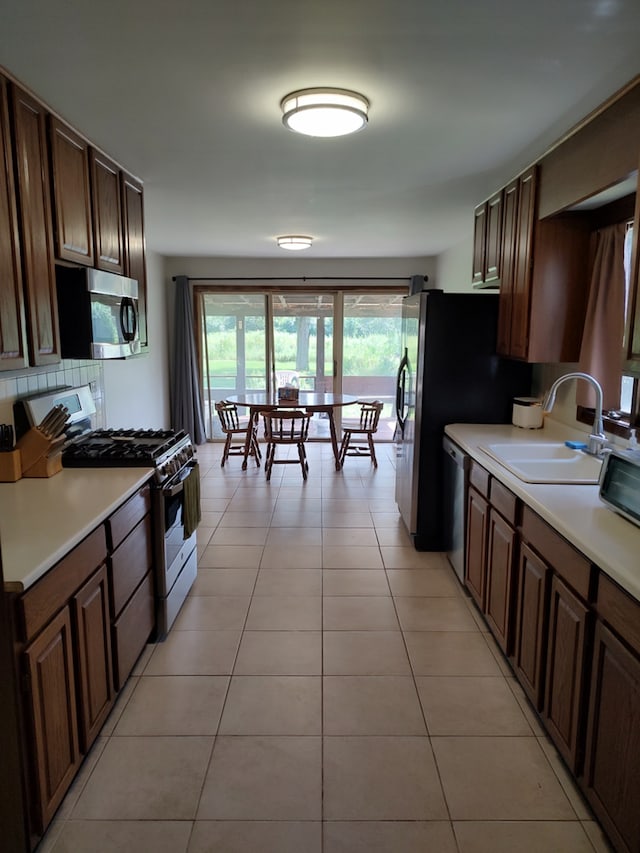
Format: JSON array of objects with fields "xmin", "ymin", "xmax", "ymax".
[
  {"xmin": 277, "ymin": 235, "xmax": 313, "ymax": 251},
  {"xmin": 280, "ymin": 88, "xmax": 369, "ymax": 138}
]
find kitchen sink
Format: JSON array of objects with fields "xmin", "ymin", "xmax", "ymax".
[{"xmin": 479, "ymin": 442, "xmax": 603, "ymax": 484}]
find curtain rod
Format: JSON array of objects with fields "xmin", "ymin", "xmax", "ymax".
[{"xmin": 172, "ymin": 275, "xmax": 429, "ymax": 283}]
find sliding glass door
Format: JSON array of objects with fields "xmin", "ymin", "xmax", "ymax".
[
  {"xmin": 198, "ymin": 288, "xmax": 403, "ymax": 441},
  {"xmin": 343, "ymin": 293, "xmax": 403, "ymax": 439},
  {"xmin": 200, "ymin": 293, "xmax": 267, "ymax": 438},
  {"xmin": 272, "ymin": 293, "xmax": 335, "ymax": 393}
]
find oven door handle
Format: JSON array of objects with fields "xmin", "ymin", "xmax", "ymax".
[{"xmin": 162, "ymin": 460, "xmax": 197, "ymax": 497}]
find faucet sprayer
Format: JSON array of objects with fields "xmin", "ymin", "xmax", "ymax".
[{"xmin": 542, "ymin": 372, "xmax": 607, "ymax": 457}]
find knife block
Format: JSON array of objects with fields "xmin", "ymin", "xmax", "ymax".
[
  {"xmin": 0, "ymin": 449, "xmax": 22, "ymax": 482},
  {"xmin": 16, "ymin": 427, "xmax": 62, "ymax": 478}
]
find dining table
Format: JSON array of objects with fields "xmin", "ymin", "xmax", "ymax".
[{"xmin": 226, "ymin": 392, "xmax": 359, "ymax": 470}]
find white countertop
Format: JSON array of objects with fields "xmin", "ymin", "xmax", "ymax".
[
  {"xmin": 445, "ymin": 421, "xmax": 640, "ymax": 603},
  {"xmin": 0, "ymin": 468, "xmax": 153, "ymax": 592}
]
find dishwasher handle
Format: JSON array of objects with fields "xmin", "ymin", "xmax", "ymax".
[{"xmin": 442, "ymin": 436, "xmax": 468, "ymax": 471}]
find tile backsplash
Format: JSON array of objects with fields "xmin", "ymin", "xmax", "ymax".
[{"xmin": 0, "ymin": 360, "xmax": 105, "ymax": 432}]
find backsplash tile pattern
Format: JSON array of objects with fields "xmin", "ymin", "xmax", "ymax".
[{"xmin": 0, "ymin": 361, "xmax": 105, "ymax": 431}]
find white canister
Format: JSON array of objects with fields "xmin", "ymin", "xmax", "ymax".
[{"xmin": 512, "ymin": 397, "xmax": 544, "ymax": 429}]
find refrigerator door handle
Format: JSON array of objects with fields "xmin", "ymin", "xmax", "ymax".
[{"xmin": 396, "ymin": 349, "xmax": 408, "ymax": 432}]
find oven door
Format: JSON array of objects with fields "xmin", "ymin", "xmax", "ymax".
[{"xmin": 156, "ymin": 461, "xmax": 198, "ymax": 597}]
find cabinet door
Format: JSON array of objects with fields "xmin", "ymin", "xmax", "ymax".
[
  {"xmin": 509, "ymin": 167, "xmax": 537, "ymax": 360},
  {"xmin": 90, "ymin": 149, "xmax": 124, "ymax": 274},
  {"xmin": 496, "ymin": 178, "xmax": 519, "ymax": 356},
  {"xmin": 544, "ymin": 574, "xmax": 589, "ymax": 772},
  {"xmin": 9, "ymin": 84, "xmax": 60, "ymax": 366},
  {"xmin": 0, "ymin": 75, "xmax": 27, "ymax": 370},
  {"xmin": 584, "ymin": 621, "xmax": 640, "ymax": 853},
  {"xmin": 72, "ymin": 563, "xmax": 114, "ymax": 752},
  {"xmin": 24, "ymin": 606, "xmax": 81, "ymax": 833},
  {"xmin": 121, "ymin": 171, "xmax": 148, "ymax": 348},
  {"xmin": 513, "ymin": 541, "xmax": 549, "ymax": 710},
  {"xmin": 484, "ymin": 190, "xmax": 503, "ymax": 283},
  {"xmin": 465, "ymin": 486, "xmax": 488, "ymax": 609},
  {"xmin": 484, "ymin": 509, "xmax": 516, "ymax": 654},
  {"xmin": 48, "ymin": 116, "xmax": 93, "ymax": 266},
  {"xmin": 472, "ymin": 202, "xmax": 487, "ymax": 285}
]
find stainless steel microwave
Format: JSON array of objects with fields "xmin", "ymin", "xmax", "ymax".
[
  {"xmin": 56, "ymin": 266, "xmax": 141, "ymax": 359},
  {"xmin": 599, "ymin": 449, "xmax": 640, "ymax": 528}
]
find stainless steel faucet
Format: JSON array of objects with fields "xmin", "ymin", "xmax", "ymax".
[{"xmin": 542, "ymin": 372, "xmax": 607, "ymax": 456}]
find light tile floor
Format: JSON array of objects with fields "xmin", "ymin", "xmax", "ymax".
[{"xmin": 40, "ymin": 441, "xmax": 615, "ymax": 853}]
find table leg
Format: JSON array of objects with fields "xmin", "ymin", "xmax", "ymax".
[
  {"xmin": 324, "ymin": 407, "xmax": 342, "ymax": 470},
  {"xmin": 241, "ymin": 406, "xmax": 259, "ymax": 470}
]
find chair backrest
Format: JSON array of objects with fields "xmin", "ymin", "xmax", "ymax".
[
  {"xmin": 357, "ymin": 400, "xmax": 384, "ymax": 432},
  {"xmin": 275, "ymin": 370, "xmax": 299, "ymax": 388},
  {"xmin": 215, "ymin": 400, "xmax": 241, "ymax": 432},
  {"xmin": 261, "ymin": 410, "xmax": 312, "ymax": 442}
]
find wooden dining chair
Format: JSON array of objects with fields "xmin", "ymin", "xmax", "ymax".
[
  {"xmin": 337, "ymin": 400, "xmax": 384, "ymax": 468},
  {"xmin": 261, "ymin": 410, "xmax": 312, "ymax": 481},
  {"xmin": 215, "ymin": 400, "xmax": 261, "ymax": 469}
]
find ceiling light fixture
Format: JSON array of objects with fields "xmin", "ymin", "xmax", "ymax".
[
  {"xmin": 277, "ymin": 235, "xmax": 313, "ymax": 251},
  {"xmin": 280, "ymin": 88, "xmax": 369, "ymax": 138}
]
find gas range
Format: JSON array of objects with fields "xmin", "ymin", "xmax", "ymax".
[{"xmin": 62, "ymin": 428, "xmax": 196, "ymax": 485}]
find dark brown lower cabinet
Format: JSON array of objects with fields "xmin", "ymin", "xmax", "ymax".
[
  {"xmin": 512, "ymin": 541, "xmax": 550, "ymax": 710},
  {"xmin": 24, "ymin": 606, "xmax": 81, "ymax": 833},
  {"xmin": 72, "ymin": 564, "xmax": 114, "ymax": 752},
  {"xmin": 465, "ymin": 485, "xmax": 488, "ymax": 608},
  {"xmin": 14, "ymin": 484, "xmax": 155, "ymax": 846},
  {"xmin": 484, "ymin": 508, "xmax": 517, "ymax": 654},
  {"xmin": 585, "ymin": 618, "xmax": 640, "ymax": 852},
  {"xmin": 544, "ymin": 574, "xmax": 590, "ymax": 772},
  {"xmin": 461, "ymin": 462, "xmax": 639, "ymax": 853}
]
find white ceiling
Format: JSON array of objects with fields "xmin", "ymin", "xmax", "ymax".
[{"xmin": 1, "ymin": 1, "xmax": 639, "ymax": 260}]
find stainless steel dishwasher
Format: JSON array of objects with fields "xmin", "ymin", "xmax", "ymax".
[{"xmin": 442, "ymin": 435, "xmax": 469, "ymax": 584}]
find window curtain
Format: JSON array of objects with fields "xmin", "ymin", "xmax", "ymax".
[
  {"xmin": 170, "ymin": 276, "xmax": 206, "ymax": 444},
  {"xmin": 577, "ymin": 223, "xmax": 627, "ymax": 410}
]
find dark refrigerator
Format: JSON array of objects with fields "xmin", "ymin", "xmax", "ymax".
[{"xmin": 394, "ymin": 289, "xmax": 531, "ymax": 551}]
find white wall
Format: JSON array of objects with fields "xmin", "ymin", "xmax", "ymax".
[
  {"xmin": 163, "ymin": 254, "xmax": 437, "ymax": 288},
  {"xmin": 103, "ymin": 250, "xmax": 171, "ymax": 428},
  {"xmin": 435, "ymin": 234, "xmax": 475, "ymax": 293}
]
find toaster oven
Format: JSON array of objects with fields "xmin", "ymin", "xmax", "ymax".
[{"xmin": 599, "ymin": 449, "xmax": 640, "ymax": 528}]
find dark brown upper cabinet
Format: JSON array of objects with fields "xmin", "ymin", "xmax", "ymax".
[
  {"xmin": 0, "ymin": 74, "xmax": 27, "ymax": 370},
  {"xmin": 471, "ymin": 190, "xmax": 503, "ymax": 288},
  {"xmin": 121, "ymin": 171, "xmax": 148, "ymax": 348},
  {"xmin": 90, "ymin": 149, "xmax": 124, "ymax": 274},
  {"xmin": 9, "ymin": 83, "xmax": 60, "ymax": 366},
  {"xmin": 493, "ymin": 164, "xmax": 592, "ymax": 363},
  {"xmin": 49, "ymin": 116, "xmax": 94, "ymax": 266},
  {"xmin": 472, "ymin": 202, "xmax": 487, "ymax": 286}
]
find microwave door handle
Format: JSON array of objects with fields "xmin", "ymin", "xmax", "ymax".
[{"xmin": 120, "ymin": 297, "xmax": 138, "ymax": 342}]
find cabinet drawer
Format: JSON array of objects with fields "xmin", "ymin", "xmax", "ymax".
[
  {"xmin": 19, "ymin": 526, "xmax": 107, "ymax": 643},
  {"xmin": 112, "ymin": 571, "xmax": 154, "ymax": 691},
  {"xmin": 110, "ymin": 515, "xmax": 153, "ymax": 616},
  {"xmin": 469, "ymin": 460, "xmax": 490, "ymax": 497},
  {"xmin": 521, "ymin": 506, "xmax": 593, "ymax": 600},
  {"xmin": 489, "ymin": 479, "xmax": 518, "ymax": 526},
  {"xmin": 597, "ymin": 573, "xmax": 640, "ymax": 657},
  {"xmin": 107, "ymin": 485, "xmax": 151, "ymax": 551}
]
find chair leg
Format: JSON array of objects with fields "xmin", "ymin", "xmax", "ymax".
[
  {"xmin": 368, "ymin": 434, "xmax": 378, "ymax": 468},
  {"xmin": 338, "ymin": 431, "xmax": 350, "ymax": 468},
  {"xmin": 221, "ymin": 434, "xmax": 232, "ymax": 467}
]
